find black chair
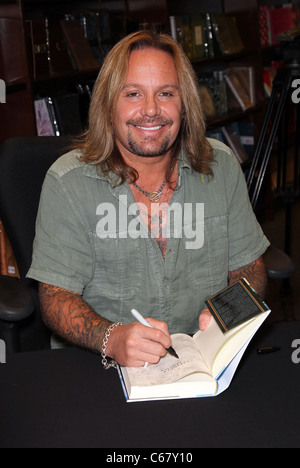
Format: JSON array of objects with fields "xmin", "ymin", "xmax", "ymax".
[
  {"xmin": 0, "ymin": 136, "xmax": 72, "ymax": 353},
  {"xmin": 263, "ymin": 245, "xmax": 295, "ymax": 280}
]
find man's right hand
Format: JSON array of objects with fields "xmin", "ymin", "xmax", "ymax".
[{"xmin": 106, "ymin": 318, "xmax": 172, "ymax": 367}]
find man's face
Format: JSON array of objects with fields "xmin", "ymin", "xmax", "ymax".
[{"xmin": 113, "ymin": 48, "xmax": 183, "ymax": 161}]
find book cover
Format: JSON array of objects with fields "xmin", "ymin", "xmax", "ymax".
[
  {"xmin": 198, "ymin": 83, "xmax": 217, "ymax": 120},
  {"xmin": 34, "ymin": 99, "xmax": 56, "ymax": 137},
  {"xmin": 221, "ymin": 124, "xmax": 249, "ymax": 164},
  {"xmin": 52, "ymin": 93, "xmax": 84, "ymax": 136},
  {"xmin": 259, "ymin": 6, "xmax": 273, "ymax": 47},
  {"xmin": 205, "ymin": 279, "xmax": 269, "ymax": 333},
  {"xmin": 0, "ymin": 18, "xmax": 28, "ymax": 84},
  {"xmin": 224, "ymin": 68, "xmax": 255, "ymax": 112},
  {"xmin": 26, "ymin": 19, "xmax": 50, "ymax": 80},
  {"xmin": 47, "ymin": 19, "xmax": 74, "ymax": 75},
  {"xmin": 211, "ymin": 14, "xmax": 245, "ymax": 56},
  {"xmin": 169, "ymin": 15, "xmax": 185, "ymax": 50},
  {"xmin": 190, "ymin": 14, "xmax": 207, "ymax": 60},
  {"xmin": 60, "ymin": 19, "xmax": 100, "ymax": 71}
]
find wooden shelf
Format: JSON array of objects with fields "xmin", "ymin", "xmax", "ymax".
[
  {"xmin": 33, "ymin": 68, "xmax": 100, "ymax": 93},
  {"xmin": 0, "ymin": 0, "xmax": 289, "ymax": 144},
  {"xmin": 206, "ymin": 104, "xmax": 265, "ymax": 131},
  {"xmin": 6, "ymin": 82, "xmax": 28, "ymax": 94},
  {"xmin": 190, "ymin": 49, "xmax": 259, "ymax": 66}
]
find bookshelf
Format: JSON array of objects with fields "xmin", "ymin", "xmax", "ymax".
[
  {"xmin": 0, "ymin": 0, "xmax": 36, "ymax": 141},
  {"xmin": 0, "ymin": 0, "xmax": 298, "ymax": 143}
]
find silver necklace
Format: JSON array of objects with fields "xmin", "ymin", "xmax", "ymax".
[{"xmin": 132, "ymin": 179, "xmax": 167, "ymax": 203}]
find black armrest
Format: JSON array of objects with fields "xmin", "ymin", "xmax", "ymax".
[
  {"xmin": 263, "ymin": 246, "xmax": 295, "ymax": 280},
  {"xmin": 0, "ymin": 275, "xmax": 35, "ymax": 322}
]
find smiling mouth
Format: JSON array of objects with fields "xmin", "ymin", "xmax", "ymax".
[
  {"xmin": 127, "ymin": 118, "xmax": 172, "ymax": 132},
  {"xmin": 135, "ymin": 125, "xmax": 164, "ymax": 131}
]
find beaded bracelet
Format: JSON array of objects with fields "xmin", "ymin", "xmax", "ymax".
[{"xmin": 101, "ymin": 322, "xmax": 123, "ymax": 370}]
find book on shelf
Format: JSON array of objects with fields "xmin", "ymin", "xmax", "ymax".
[
  {"xmin": 34, "ymin": 98, "xmax": 56, "ymax": 136},
  {"xmin": 221, "ymin": 124, "xmax": 249, "ymax": 165},
  {"xmin": 238, "ymin": 122, "xmax": 255, "ymax": 158},
  {"xmin": 60, "ymin": 19, "xmax": 100, "ymax": 71},
  {"xmin": 27, "ymin": 18, "xmax": 99, "ymax": 79},
  {"xmin": 34, "ymin": 85, "xmax": 92, "ymax": 137},
  {"xmin": 170, "ymin": 13, "xmax": 245, "ymax": 61},
  {"xmin": 118, "ymin": 279, "xmax": 270, "ymax": 402},
  {"xmin": 211, "ymin": 14, "xmax": 245, "ymax": 56},
  {"xmin": 35, "ymin": 94, "xmax": 84, "ymax": 137},
  {"xmin": 0, "ymin": 18, "xmax": 28, "ymax": 85},
  {"xmin": 198, "ymin": 83, "xmax": 218, "ymax": 120},
  {"xmin": 259, "ymin": 5, "xmax": 299, "ymax": 46},
  {"xmin": 170, "ymin": 14, "xmax": 207, "ymax": 61},
  {"xmin": 52, "ymin": 93, "xmax": 84, "ymax": 136},
  {"xmin": 259, "ymin": 6, "xmax": 273, "ymax": 47},
  {"xmin": 47, "ymin": 19, "xmax": 74, "ymax": 75},
  {"xmin": 224, "ymin": 67, "xmax": 255, "ymax": 112},
  {"xmin": 198, "ymin": 71, "xmax": 228, "ymax": 121},
  {"xmin": 26, "ymin": 19, "xmax": 50, "ymax": 80}
]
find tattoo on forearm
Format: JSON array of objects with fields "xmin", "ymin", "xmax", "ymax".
[
  {"xmin": 39, "ymin": 283, "xmax": 112, "ymax": 354},
  {"xmin": 229, "ymin": 257, "xmax": 268, "ymax": 299}
]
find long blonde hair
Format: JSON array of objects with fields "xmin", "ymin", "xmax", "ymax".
[{"xmin": 78, "ymin": 30, "xmax": 213, "ymax": 183}]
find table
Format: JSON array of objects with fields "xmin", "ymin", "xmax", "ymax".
[{"xmin": 0, "ymin": 321, "xmax": 300, "ymax": 448}]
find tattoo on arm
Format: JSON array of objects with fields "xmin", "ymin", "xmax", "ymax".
[
  {"xmin": 229, "ymin": 257, "xmax": 268, "ymax": 299},
  {"xmin": 39, "ymin": 283, "xmax": 112, "ymax": 354}
]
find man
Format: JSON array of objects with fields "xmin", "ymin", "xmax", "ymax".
[{"xmin": 27, "ymin": 31, "xmax": 270, "ymax": 368}]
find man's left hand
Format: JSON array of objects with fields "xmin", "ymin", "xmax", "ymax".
[{"xmin": 199, "ymin": 309, "xmax": 212, "ymax": 331}]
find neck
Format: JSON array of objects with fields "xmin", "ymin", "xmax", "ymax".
[{"xmin": 120, "ymin": 149, "xmax": 173, "ymax": 186}]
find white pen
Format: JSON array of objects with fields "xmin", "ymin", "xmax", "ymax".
[{"xmin": 131, "ymin": 308, "xmax": 179, "ymax": 359}]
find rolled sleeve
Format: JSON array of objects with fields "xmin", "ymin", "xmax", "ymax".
[{"xmin": 27, "ymin": 171, "xmax": 94, "ymax": 294}]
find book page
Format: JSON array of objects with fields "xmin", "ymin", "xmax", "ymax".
[
  {"xmin": 194, "ymin": 312, "xmax": 270, "ymax": 378},
  {"xmin": 123, "ymin": 334, "xmax": 211, "ymax": 387},
  {"xmin": 193, "ymin": 318, "xmax": 227, "ymax": 372}
]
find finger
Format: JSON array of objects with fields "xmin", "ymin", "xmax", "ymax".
[
  {"xmin": 126, "ymin": 349, "xmax": 163, "ymax": 368},
  {"xmin": 121, "ymin": 324, "xmax": 168, "ymax": 365},
  {"xmin": 146, "ymin": 317, "xmax": 170, "ymax": 335},
  {"xmin": 199, "ymin": 309, "xmax": 212, "ymax": 331},
  {"xmin": 141, "ymin": 324, "xmax": 172, "ymax": 351}
]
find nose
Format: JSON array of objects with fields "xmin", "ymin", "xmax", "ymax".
[{"xmin": 141, "ymin": 94, "xmax": 161, "ymax": 118}]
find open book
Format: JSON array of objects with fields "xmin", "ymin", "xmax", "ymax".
[{"xmin": 119, "ymin": 310, "xmax": 270, "ymax": 402}]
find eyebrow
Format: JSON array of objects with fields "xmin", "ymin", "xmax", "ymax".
[{"xmin": 122, "ymin": 84, "xmax": 180, "ymax": 91}]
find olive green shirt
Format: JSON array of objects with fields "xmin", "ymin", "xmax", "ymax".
[{"xmin": 27, "ymin": 138, "xmax": 270, "ymax": 335}]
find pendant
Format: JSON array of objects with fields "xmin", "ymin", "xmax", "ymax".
[{"xmin": 149, "ymin": 191, "xmax": 162, "ymax": 203}]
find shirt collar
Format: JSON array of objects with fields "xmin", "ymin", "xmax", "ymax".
[
  {"xmin": 82, "ymin": 149, "xmax": 192, "ymax": 182},
  {"xmin": 177, "ymin": 149, "xmax": 192, "ymax": 171},
  {"xmin": 82, "ymin": 162, "xmax": 122, "ymax": 186}
]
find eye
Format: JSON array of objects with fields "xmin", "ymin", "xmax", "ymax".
[
  {"xmin": 160, "ymin": 92, "xmax": 173, "ymax": 97},
  {"xmin": 126, "ymin": 92, "xmax": 140, "ymax": 98}
]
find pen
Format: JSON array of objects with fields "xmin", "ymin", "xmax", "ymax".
[
  {"xmin": 131, "ymin": 309, "xmax": 179, "ymax": 359},
  {"xmin": 257, "ymin": 346, "xmax": 281, "ymax": 355}
]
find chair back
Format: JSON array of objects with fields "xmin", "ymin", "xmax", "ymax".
[{"xmin": 0, "ymin": 136, "xmax": 72, "ymax": 279}]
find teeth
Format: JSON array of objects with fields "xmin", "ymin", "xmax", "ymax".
[{"xmin": 136, "ymin": 126, "xmax": 162, "ymax": 131}]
